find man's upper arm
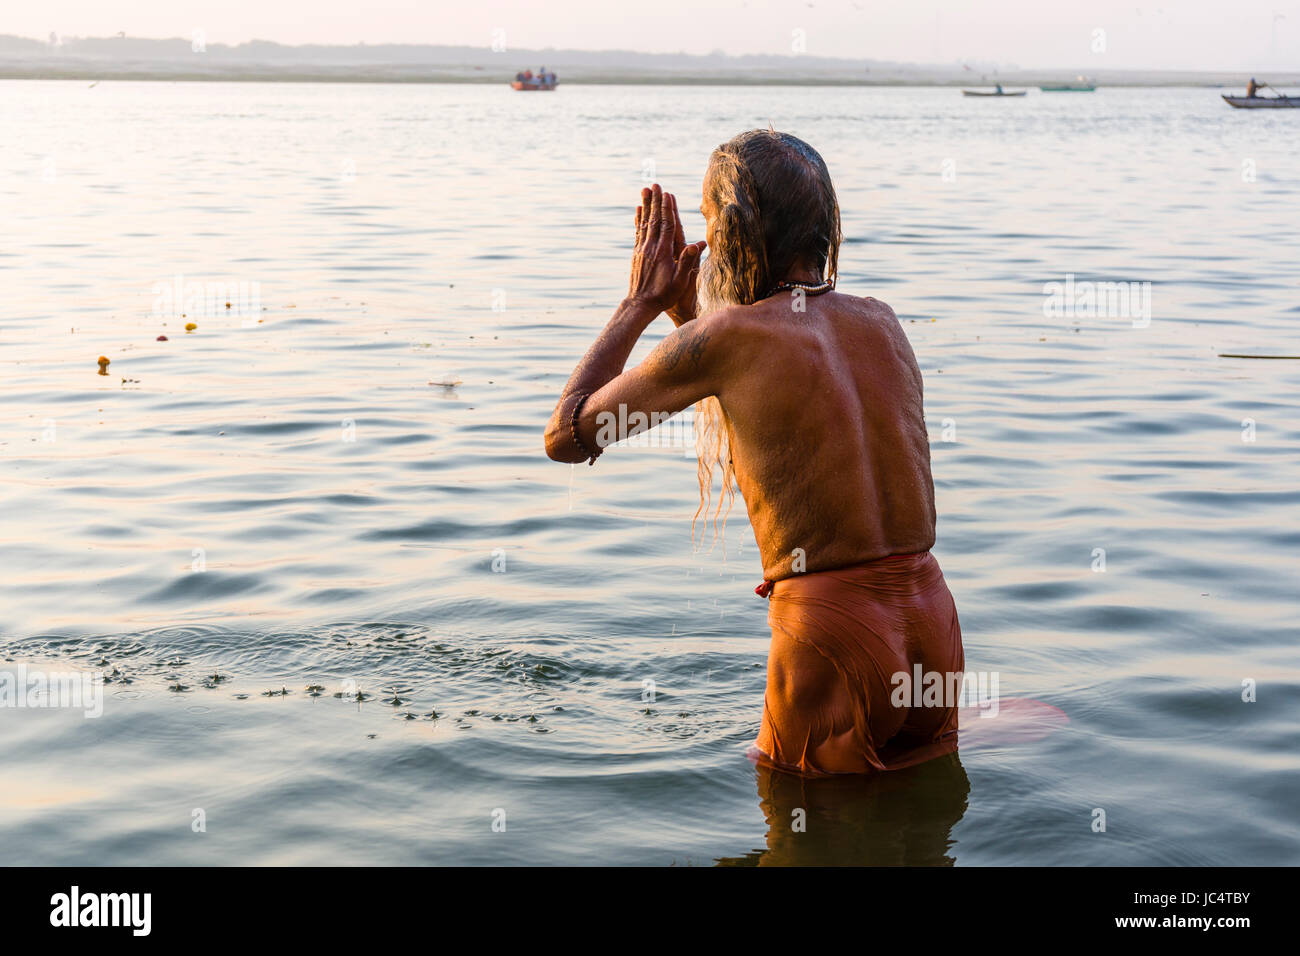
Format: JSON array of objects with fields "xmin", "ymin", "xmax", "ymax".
[{"xmin": 580, "ymin": 313, "xmax": 731, "ymax": 449}]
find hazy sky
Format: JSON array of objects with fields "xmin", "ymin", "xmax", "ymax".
[{"xmin": 16, "ymin": 0, "xmax": 1300, "ymax": 70}]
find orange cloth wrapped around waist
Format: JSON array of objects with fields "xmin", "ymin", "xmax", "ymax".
[{"xmin": 752, "ymin": 551, "xmax": 964, "ymax": 776}]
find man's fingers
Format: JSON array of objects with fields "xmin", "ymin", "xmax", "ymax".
[
  {"xmin": 640, "ymin": 187, "xmax": 653, "ymax": 240},
  {"xmin": 673, "ymin": 242, "xmax": 702, "ymax": 282},
  {"xmin": 669, "ymin": 193, "xmax": 686, "ymax": 253},
  {"xmin": 649, "ymin": 184, "xmax": 668, "ymax": 240}
]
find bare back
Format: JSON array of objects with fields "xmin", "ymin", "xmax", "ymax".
[{"xmin": 711, "ymin": 292, "xmax": 936, "ymax": 580}]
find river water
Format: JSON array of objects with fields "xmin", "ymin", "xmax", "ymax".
[{"xmin": 1, "ymin": 81, "xmax": 1297, "ymax": 864}]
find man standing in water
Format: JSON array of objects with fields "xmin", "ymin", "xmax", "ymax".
[{"xmin": 545, "ymin": 130, "xmax": 963, "ymax": 775}]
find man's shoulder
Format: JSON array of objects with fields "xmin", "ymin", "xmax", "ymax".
[
  {"xmin": 695, "ymin": 292, "xmax": 900, "ymax": 335},
  {"xmin": 690, "ymin": 303, "xmax": 768, "ymax": 344},
  {"xmin": 840, "ymin": 292, "xmax": 899, "ymax": 322},
  {"xmin": 696, "ymin": 293, "xmax": 899, "ymax": 335},
  {"xmin": 830, "ymin": 294, "xmax": 909, "ymax": 343}
]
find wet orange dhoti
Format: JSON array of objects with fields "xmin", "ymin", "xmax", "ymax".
[{"xmin": 753, "ymin": 551, "xmax": 964, "ymax": 776}]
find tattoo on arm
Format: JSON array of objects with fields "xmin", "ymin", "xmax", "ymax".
[
  {"xmin": 660, "ymin": 332, "xmax": 689, "ymax": 372},
  {"xmin": 688, "ymin": 328, "xmax": 710, "ymax": 368},
  {"xmin": 661, "ymin": 325, "xmax": 711, "ymax": 373}
]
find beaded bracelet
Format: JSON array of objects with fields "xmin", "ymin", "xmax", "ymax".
[{"xmin": 570, "ymin": 391, "xmax": 602, "ymax": 465}]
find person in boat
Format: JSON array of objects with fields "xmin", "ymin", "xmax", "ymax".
[
  {"xmin": 515, "ymin": 71, "xmax": 525, "ymax": 83},
  {"xmin": 1247, "ymin": 77, "xmax": 1259, "ymax": 98},
  {"xmin": 545, "ymin": 130, "xmax": 964, "ymax": 775},
  {"xmin": 995, "ymin": 83, "xmax": 1004, "ymax": 94}
]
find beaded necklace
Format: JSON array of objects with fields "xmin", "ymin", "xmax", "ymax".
[{"xmin": 766, "ymin": 277, "xmax": 835, "ymax": 297}]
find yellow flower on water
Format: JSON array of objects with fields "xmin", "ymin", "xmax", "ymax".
[{"xmin": 185, "ymin": 322, "xmax": 197, "ymax": 332}]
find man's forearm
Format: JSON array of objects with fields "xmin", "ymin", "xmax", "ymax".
[
  {"xmin": 559, "ymin": 297, "xmax": 659, "ymax": 398},
  {"xmin": 544, "ymin": 297, "xmax": 660, "ymax": 460}
]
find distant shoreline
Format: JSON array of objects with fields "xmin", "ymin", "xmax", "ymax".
[
  {"xmin": 2, "ymin": 33, "xmax": 1294, "ymax": 89},
  {"xmin": 0, "ymin": 69, "xmax": 1289, "ymax": 88}
]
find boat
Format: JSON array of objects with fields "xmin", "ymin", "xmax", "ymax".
[
  {"xmin": 511, "ymin": 79, "xmax": 557, "ymax": 91},
  {"xmin": 1222, "ymin": 93, "xmax": 1300, "ymax": 108},
  {"xmin": 962, "ymin": 89, "xmax": 1027, "ymax": 97},
  {"xmin": 1040, "ymin": 82, "xmax": 1096, "ymax": 92}
]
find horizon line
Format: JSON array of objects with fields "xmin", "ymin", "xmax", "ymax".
[{"xmin": 6, "ymin": 32, "xmax": 1291, "ymax": 77}]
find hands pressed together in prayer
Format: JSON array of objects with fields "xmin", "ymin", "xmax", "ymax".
[{"xmin": 628, "ymin": 184, "xmax": 707, "ymax": 325}]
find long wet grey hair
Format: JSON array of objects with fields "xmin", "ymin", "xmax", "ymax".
[{"xmin": 692, "ymin": 129, "xmax": 843, "ymax": 545}]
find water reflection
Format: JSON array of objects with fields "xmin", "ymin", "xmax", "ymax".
[{"xmin": 719, "ymin": 753, "xmax": 970, "ymax": 866}]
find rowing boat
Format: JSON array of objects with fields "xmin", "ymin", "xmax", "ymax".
[
  {"xmin": 1222, "ymin": 94, "xmax": 1300, "ymax": 108},
  {"xmin": 962, "ymin": 89, "xmax": 1027, "ymax": 97},
  {"xmin": 1040, "ymin": 83, "xmax": 1096, "ymax": 92}
]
